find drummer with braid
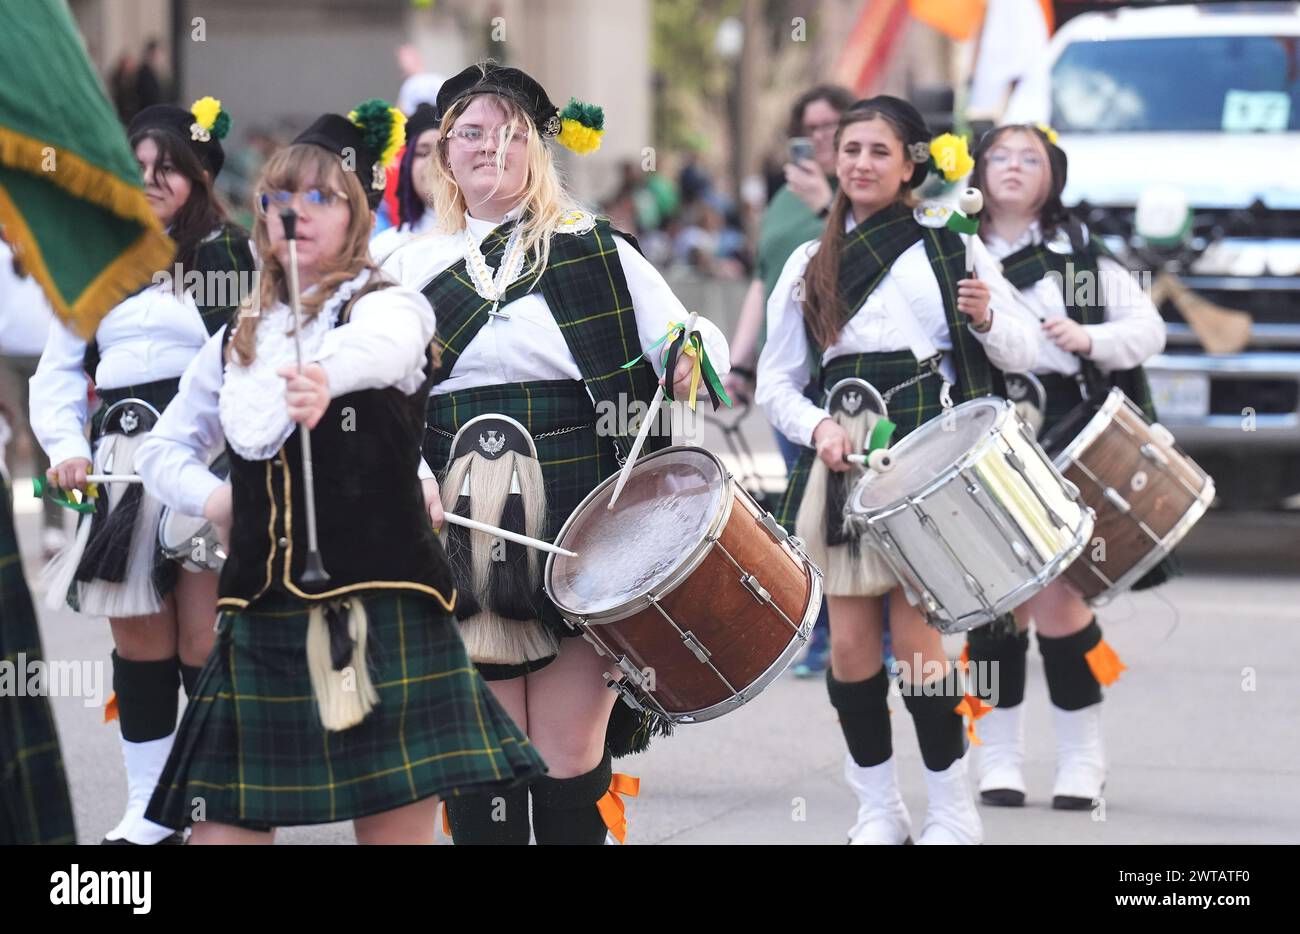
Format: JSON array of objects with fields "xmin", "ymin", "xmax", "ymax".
[
  {"xmin": 383, "ymin": 62, "xmax": 730, "ymax": 845},
  {"xmin": 756, "ymin": 96, "xmax": 1037, "ymax": 845},
  {"xmin": 964, "ymin": 123, "xmax": 1166, "ymax": 812}
]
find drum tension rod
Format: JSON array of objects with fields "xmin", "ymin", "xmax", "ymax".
[
  {"xmin": 681, "ymin": 631, "xmax": 712, "ymax": 664},
  {"xmin": 740, "ymin": 573, "xmax": 772, "ymax": 606}
]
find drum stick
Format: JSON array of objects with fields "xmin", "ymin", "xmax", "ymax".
[
  {"xmin": 607, "ymin": 311, "xmax": 699, "ymax": 511},
  {"xmin": 959, "ymin": 188, "xmax": 984, "ymax": 275},
  {"xmin": 442, "ymin": 513, "xmax": 577, "ymax": 558},
  {"xmin": 280, "ymin": 209, "xmax": 330, "ymax": 585},
  {"xmin": 846, "ymin": 450, "xmax": 895, "ymax": 471}
]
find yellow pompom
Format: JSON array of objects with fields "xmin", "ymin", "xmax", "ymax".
[
  {"xmin": 929, "ymin": 132, "xmax": 974, "ymax": 183},
  {"xmin": 1035, "ymin": 122, "xmax": 1060, "ymax": 145},
  {"xmin": 190, "ymin": 96, "xmax": 222, "ymax": 131},
  {"xmin": 557, "ymin": 118, "xmax": 604, "ymax": 155},
  {"xmin": 381, "ymin": 107, "xmax": 407, "ymax": 169}
]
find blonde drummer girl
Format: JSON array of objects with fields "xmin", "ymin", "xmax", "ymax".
[
  {"xmin": 965, "ymin": 124, "xmax": 1166, "ymax": 812},
  {"xmin": 384, "ymin": 63, "xmax": 730, "ymax": 845},
  {"xmin": 756, "ymin": 96, "xmax": 1037, "ymax": 845}
]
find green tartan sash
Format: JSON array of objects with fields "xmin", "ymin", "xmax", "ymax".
[
  {"xmin": 422, "ymin": 217, "xmax": 664, "ymax": 462},
  {"xmin": 822, "ymin": 202, "xmax": 997, "ymax": 402},
  {"xmin": 1000, "ymin": 237, "xmax": 1156, "ymax": 421}
]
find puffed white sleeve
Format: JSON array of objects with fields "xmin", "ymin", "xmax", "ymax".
[
  {"xmin": 756, "ymin": 243, "xmax": 827, "ymax": 449},
  {"xmin": 29, "ymin": 321, "xmax": 93, "ymax": 466},
  {"xmin": 1085, "ymin": 256, "xmax": 1166, "ymax": 371},
  {"xmin": 968, "ymin": 235, "xmax": 1040, "ymax": 372},
  {"xmin": 615, "ymin": 236, "xmax": 731, "ymax": 379},
  {"xmin": 135, "ymin": 327, "xmax": 228, "ymax": 518},
  {"xmin": 315, "ymin": 286, "xmax": 436, "ymax": 397}
]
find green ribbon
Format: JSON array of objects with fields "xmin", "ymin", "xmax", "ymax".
[
  {"xmin": 32, "ymin": 476, "xmax": 97, "ymax": 514},
  {"xmin": 867, "ymin": 417, "xmax": 896, "ymax": 453},
  {"xmin": 946, "ymin": 210, "xmax": 979, "ymax": 235},
  {"xmin": 621, "ymin": 320, "xmax": 733, "ymax": 410}
]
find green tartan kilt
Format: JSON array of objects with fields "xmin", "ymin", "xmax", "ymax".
[
  {"xmin": 1037, "ymin": 374, "xmax": 1179, "ymax": 593},
  {"xmin": 424, "ymin": 379, "xmax": 620, "ymax": 640},
  {"xmin": 145, "ymin": 590, "xmax": 546, "ymax": 831},
  {"xmin": 773, "ymin": 351, "xmax": 946, "ymax": 535},
  {"xmin": 0, "ymin": 482, "xmax": 77, "ymax": 844}
]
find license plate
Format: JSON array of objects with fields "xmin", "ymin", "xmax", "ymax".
[{"xmin": 1147, "ymin": 372, "xmax": 1210, "ymax": 421}]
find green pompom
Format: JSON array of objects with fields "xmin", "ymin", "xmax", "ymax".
[
  {"xmin": 350, "ymin": 98, "xmax": 395, "ymax": 161},
  {"xmin": 559, "ymin": 97, "xmax": 604, "ymax": 132},
  {"xmin": 212, "ymin": 110, "xmax": 231, "ymax": 140}
]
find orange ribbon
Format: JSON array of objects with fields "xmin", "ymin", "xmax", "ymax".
[
  {"xmin": 1085, "ymin": 639, "xmax": 1127, "ymax": 686},
  {"xmin": 595, "ymin": 773, "xmax": 640, "ymax": 844},
  {"xmin": 958, "ymin": 644, "xmax": 971, "ymax": 675},
  {"xmin": 440, "ymin": 801, "xmax": 451, "ymax": 837},
  {"xmin": 953, "ymin": 693, "xmax": 993, "ymax": 745},
  {"xmin": 103, "ymin": 691, "xmax": 118, "ymax": 724}
]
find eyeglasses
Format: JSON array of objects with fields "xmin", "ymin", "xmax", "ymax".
[
  {"xmin": 256, "ymin": 187, "xmax": 348, "ymax": 216},
  {"xmin": 445, "ymin": 125, "xmax": 530, "ymax": 148},
  {"xmin": 986, "ymin": 150, "xmax": 1045, "ymax": 170},
  {"xmin": 803, "ymin": 120, "xmax": 839, "ymax": 137}
]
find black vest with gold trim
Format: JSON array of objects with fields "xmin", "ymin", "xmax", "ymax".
[{"xmin": 216, "ymin": 288, "xmax": 455, "ymax": 612}]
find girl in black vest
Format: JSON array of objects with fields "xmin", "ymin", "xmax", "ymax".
[
  {"xmin": 31, "ymin": 97, "xmax": 253, "ymax": 845},
  {"xmin": 965, "ymin": 124, "xmax": 1166, "ymax": 811},
  {"xmin": 384, "ymin": 62, "xmax": 731, "ymax": 845},
  {"xmin": 133, "ymin": 102, "xmax": 544, "ymax": 844},
  {"xmin": 756, "ymin": 97, "xmax": 1038, "ymax": 844}
]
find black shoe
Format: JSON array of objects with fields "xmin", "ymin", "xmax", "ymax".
[
  {"xmin": 101, "ymin": 831, "xmax": 185, "ymax": 845},
  {"xmin": 981, "ymin": 788, "xmax": 1026, "ymax": 807},
  {"xmin": 1051, "ymin": 794, "xmax": 1095, "ymax": 811}
]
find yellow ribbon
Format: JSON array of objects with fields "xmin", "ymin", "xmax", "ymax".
[{"xmin": 595, "ymin": 772, "xmax": 640, "ymax": 844}]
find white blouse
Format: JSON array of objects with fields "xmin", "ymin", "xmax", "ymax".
[
  {"xmin": 134, "ymin": 280, "xmax": 436, "ymax": 519},
  {"xmin": 757, "ymin": 231, "xmax": 1039, "ymax": 449},
  {"xmin": 982, "ymin": 222, "xmax": 1166, "ymax": 376},
  {"xmin": 382, "ymin": 206, "xmax": 730, "ymax": 395},
  {"xmin": 29, "ymin": 283, "xmax": 212, "ymax": 467},
  {"xmin": 369, "ymin": 210, "xmax": 437, "ymax": 267}
]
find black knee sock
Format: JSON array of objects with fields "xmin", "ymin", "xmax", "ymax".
[
  {"xmin": 1039, "ymin": 618, "xmax": 1103, "ymax": 711},
  {"xmin": 111, "ymin": 651, "xmax": 179, "ymax": 742},
  {"xmin": 180, "ymin": 663, "xmax": 202, "ymax": 699},
  {"xmin": 826, "ymin": 666, "xmax": 892, "ymax": 767},
  {"xmin": 901, "ymin": 669, "xmax": 966, "ymax": 772},
  {"xmin": 530, "ymin": 750, "xmax": 612, "ymax": 846},
  {"xmin": 445, "ymin": 783, "xmax": 531, "ymax": 845},
  {"xmin": 966, "ymin": 625, "xmax": 1029, "ymax": 708}
]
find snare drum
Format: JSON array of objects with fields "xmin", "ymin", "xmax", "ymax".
[
  {"xmin": 544, "ymin": 446, "xmax": 822, "ymax": 723},
  {"xmin": 1045, "ymin": 387, "xmax": 1214, "ymax": 602},
  {"xmin": 158, "ymin": 508, "xmax": 226, "ymax": 573},
  {"xmin": 848, "ymin": 397, "xmax": 1093, "ymax": 634}
]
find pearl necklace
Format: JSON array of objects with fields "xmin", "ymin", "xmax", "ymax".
[{"xmin": 463, "ymin": 222, "xmax": 527, "ymax": 319}]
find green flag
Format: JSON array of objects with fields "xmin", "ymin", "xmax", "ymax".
[{"xmin": 0, "ymin": 0, "xmax": 172, "ymax": 338}]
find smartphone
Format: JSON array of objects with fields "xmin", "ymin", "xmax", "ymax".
[{"xmin": 788, "ymin": 137, "xmax": 815, "ymax": 164}]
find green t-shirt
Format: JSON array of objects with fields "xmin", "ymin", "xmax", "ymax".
[
  {"xmin": 754, "ymin": 181, "xmax": 833, "ymax": 351},
  {"xmin": 756, "ymin": 182, "xmax": 832, "ymax": 301}
]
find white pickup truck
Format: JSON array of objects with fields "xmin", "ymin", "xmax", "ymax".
[{"xmin": 1004, "ymin": 1, "xmax": 1300, "ymax": 508}]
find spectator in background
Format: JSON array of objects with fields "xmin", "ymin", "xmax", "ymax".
[
  {"xmin": 135, "ymin": 38, "xmax": 168, "ymax": 109},
  {"xmin": 723, "ymin": 83, "xmax": 855, "ymax": 677},
  {"xmin": 110, "ymin": 52, "xmax": 140, "ymax": 124},
  {"xmin": 370, "ymin": 103, "xmax": 440, "ymax": 264}
]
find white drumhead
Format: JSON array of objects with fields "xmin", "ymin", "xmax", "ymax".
[
  {"xmin": 851, "ymin": 398, "xmax": 1003, "ymax": 513},
  {"xmin": 549, "ymin": 448, "xmax": 725, "ymax": 615}
]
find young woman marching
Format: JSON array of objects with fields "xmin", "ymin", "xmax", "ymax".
[
  {"xmin": 30, "ymin": 97, "xmax": 253, "ymax": 845},
  {"xmin": 132, "ymin": 100, "xmax": 544, "ymax": 844},
  {"xmin": 384, "ymin": 62, "xmax": 730, "ymax": 845},
  {"xmin": 756, "ymin": 97, "xmax": 1038, "ymax": 845},
  {"xmin": 370, "ymin": 102, "xmax": 440, "ymax": 265},
  {"xmin": 965, "ymin": 124, "xmax": 1166, "ymax": 810}
]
